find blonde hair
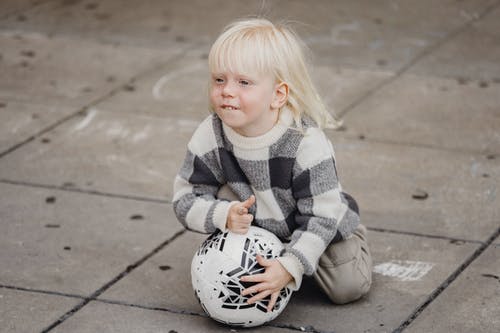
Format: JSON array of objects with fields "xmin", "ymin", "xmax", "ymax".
[{"xmin": 208, "ymin": 18, "xmax": 342, "ymax": 130}]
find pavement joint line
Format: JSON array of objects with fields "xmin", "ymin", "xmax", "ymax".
[
  {"xmin": 0, "ymin": 284, "xmax": 86, "ymax": 300},
  {"xmin": 39, "ymin": 229, "xmax": 186, "ymax": 333},
  {"xmin": 368, "ymin": 226, "xmax": 485, "ymax": 245},
  {"xmin": 338, "ymin": 0, "xmax": 500, "ymax": 119},
  {"xmin": 94, "ymin": 297, "xmax": 206, "ymax": 317},
  {"xmin": 93, "ymin": 297, "xmax": 328, "ymax": 333},
  {"xmin": 392, "ymin": 226, "xmax": 500, "ymax": 333},
  {"xmin": 267, "ymin": 322, "xmax": 333, "ymax": 333},
  {"xmin": 1, "ymin": 178, "xmax": 489, "ymax": 247},
  {"xmin": 0, "ymin": 179, "xmax": 169, "ymax": 204},
  {"xmin": 0, "ymin": 42, "xmax": 198, "ymax": 161},
  {"xmin": 333, "ymin": 134, "xmax": 499, "ymax": 158}
]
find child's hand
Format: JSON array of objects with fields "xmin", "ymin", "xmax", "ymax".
[
  {"xmin": 226, "ymin": 195, "xmax": 255, "ymax": 234},
  {"xmin": 240, "ymin": 255, "xmax": 293, "ymax": 312}
]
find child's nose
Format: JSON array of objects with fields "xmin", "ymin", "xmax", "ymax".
[{"xmin": 222, "ymin": 82, "xmax": 236, "ymax": 97}]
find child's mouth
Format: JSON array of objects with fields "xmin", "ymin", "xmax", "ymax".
[{"xmin": 221, "ymin": 104, "xmax": 239, "ymax": 111}]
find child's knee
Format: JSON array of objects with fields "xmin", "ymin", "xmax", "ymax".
[
  {"xmin": 314, "ymin": 224, "xmax": 373, "ymax": 304},
  {"xmin": 326, "ymin": 271, "xmax": 371, "ymax": 304}
]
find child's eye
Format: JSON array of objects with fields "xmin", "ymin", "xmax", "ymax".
[
  {"xmin": 213, "ymin": 77, "xmax": 224, "ymax": 84},
  {"xmin": 239, "ymin": 80, "xmax": 250, "ymax": 86}
]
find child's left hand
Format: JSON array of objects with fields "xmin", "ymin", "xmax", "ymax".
[{"xmin": 240, "ymin": 255, "xmax": 293, "ymax": 312}]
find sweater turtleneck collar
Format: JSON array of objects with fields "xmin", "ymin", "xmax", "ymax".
[{"xmin": 221, "ymin": 108, "xmax": 295, "ymax": 150}]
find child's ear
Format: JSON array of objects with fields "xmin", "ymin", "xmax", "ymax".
[{"xmin": 271, "ymin": 82, "xmax": 289, "ymax": 109}]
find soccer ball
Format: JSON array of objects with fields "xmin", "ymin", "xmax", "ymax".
[{"xmin": 191, "ymin": 226, "xmax": 292, "ymax": 327}]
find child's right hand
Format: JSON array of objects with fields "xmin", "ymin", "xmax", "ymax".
[{"xmin": 226, "ymin": 195, "xmax": 256, "ymax": 234}]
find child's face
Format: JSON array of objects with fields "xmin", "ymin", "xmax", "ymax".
[{"xmin": 210, "ymin": 71, "xmax": 281, "ymax": 137}]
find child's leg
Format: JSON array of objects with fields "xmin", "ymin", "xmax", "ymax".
[{"xmin": 313, "ymin": 224, "xmax": 372, "ymax": 304}]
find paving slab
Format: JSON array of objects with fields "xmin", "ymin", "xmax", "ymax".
[
  {"xmin": 0, "ymin": 109, "xmax": 197, "ymax": 199},
  {"xmin": 410, "ymin": 4, "xmax": 500, "ymax": 80},
  {"xmin": 340, "ymin": 73, "xmax": 500, "ymax": 153},
  {"xmin": 0, "ymin": 182, "xmax": 182, "ymax": 295},
  {"xmin": 405, "ymin": 242, "xmax": 500, "ymax": 333},
  {"xmin": 51, "ymin": 300, "xmax": 298, "ymax": 333},
  {"xmin": 0, "ymin": 100, "xmax": 76, "ymax": 154},
  {"xmin": 325, "ymin": 134, "xmax": 500, "ymax": 241},
  {"xmin": 0, "ymin": 30, "xmax": 181, "ymax": 108},
  {"xmin": 0, "ymin": 0, "xmax": 494, "ymax": 72},
  {"xmin": 0, "ymin": 288, "xmax": 81, "ymax": 333},
  {"xmin": 98, "ymin": 228, "xmax": 477, "ymax": 332},
  {"xmin": 290, "ymin": 0, "xmax": 495, "ymax": 71}
]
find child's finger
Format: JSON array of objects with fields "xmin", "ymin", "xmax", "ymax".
[
  {"xmin": 267, "ymin": 292, "xmax": 279, "ymax": 312},
  {"xmin": 240, "ymin": 273, "xmax": 266, "ymax": 283},
  {"xmin": 238, "ymin": 206, "xmax": 247, "ymax": 215},
  {"xmin": 242, "ymin": 195, "xmax": 256, "ymax": 209},
  {"xmin": 236, "ymin": 214, "xmax": 253, "ymax": 225},
  {"xmin": 255, "ymin": 254, "xmax": 272, "ymax": 267},
  {"xmin": 233, "ymin": 226, "xmax": 248, "ymax": 234},
  {"xmin": 241, "ymin": 281, "xmax": 268, "ymax": 296},
  {"xmin": 247, "ymin": 289, "xmax": 272, "ymax": 304}
]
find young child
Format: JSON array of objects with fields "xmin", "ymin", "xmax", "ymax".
[{"xmin": 173, "ymin": 18, "xmax": 372, "ymax": 312}]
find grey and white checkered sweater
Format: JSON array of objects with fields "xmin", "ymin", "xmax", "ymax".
[{"xmin": 173, "ymin": 108, "xmax": 360, "ymax": 290}]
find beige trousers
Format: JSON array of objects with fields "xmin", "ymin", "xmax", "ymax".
[{"xmin": 313, "ymin": 224, "xmax": 373, "ymax": 304}]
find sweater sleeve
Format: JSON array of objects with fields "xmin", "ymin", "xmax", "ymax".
[
  {"xmin": 283, "ymin": 127, "xmax": 360, "ymax": 276},
  {"xmin": 172, "ymin": 116, "xmax": 234, "ymax": 233}
]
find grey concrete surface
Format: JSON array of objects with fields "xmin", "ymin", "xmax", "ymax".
[
  {"xmin": 1, "ymin": 0, "xmax": 496, "ymax": 70},
  {"xmin": 405, "ymin": 245, "xmax": 500, "ymax": 333},
  {"xmin": 0, "ymin": 109, "xmax": 196, "ymax": 199},
  {"xmin": 0, "ymin": 183, "xmax": 182, "ymax": 295},
  {"xmin": 51, "ymin": 300, "xmax": 297, "ymax": 333},
  {"xmin": 340, "ymin": 73, "xmax": 500, "ymax": 153},
  {"xmin": 1, "ymin": 1, "xmax": 499, "ymax": 333},
  {"xmin": 325, "ymin": 135, "xmax": 500, "ymax": 242},
  {"xmin": 0, "ymin": 30, "xmax": 178, "ymax": 109},
  {"xmin": 409, "ymin": 3, "xmax": 500, "ymax": 80},
  {"xmin": 0, "ymin": 288, "xmax": 81, "ymax": 333},
  {"xmin": 0, "ymin": 101, "xmax": 75, "ymax": 153}
]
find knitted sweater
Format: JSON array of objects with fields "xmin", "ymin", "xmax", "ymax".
[{"xmin": 172, "ymin": 108, "xmax": 360, "ymax": 290}]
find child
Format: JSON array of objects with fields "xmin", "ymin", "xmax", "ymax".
[{"xmin": 173, "ymin": 18, "xmax": 372, "ymax": 312}]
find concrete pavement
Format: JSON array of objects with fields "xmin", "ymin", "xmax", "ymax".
[{"xmin": 1, "ymin": 1, "xmax": 499, "ymax": 332}]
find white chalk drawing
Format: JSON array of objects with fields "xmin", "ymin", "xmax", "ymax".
[
  {"xmin": 74, "ymin": 108, "xmax": 98, "ymax": 131},
  {"xmin": 373, "ymin": 260, "xmax": 434, "ymax": 281},
  {"xmin": 152, "ymin": 62, "xmax": 204, "ymax": 101},
  {"xmin": 329, "ymin": 21, "xmax": 360, "ymax": 46}
]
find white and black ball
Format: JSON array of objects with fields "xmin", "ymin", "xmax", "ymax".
[{"xmin": 191, "ymin": 226, "xmax": 292, "ymax": 327}]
